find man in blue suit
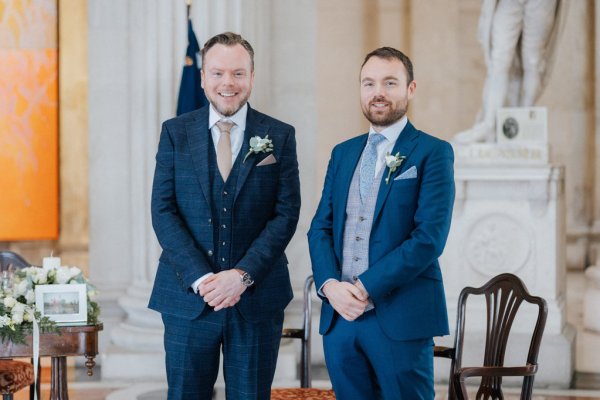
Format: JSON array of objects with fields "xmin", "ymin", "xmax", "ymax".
[
  {"xmin": 308, "ymin": 47, "xmax": 455, "ymax": 399},
  {"xmin": 149, "ymin": 32, "xmax": 300, "ymax": 400}
]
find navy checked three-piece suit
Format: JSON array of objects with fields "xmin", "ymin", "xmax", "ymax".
[
  {"xmin": 149, "ymin": 105, "xmax": 300, "ymax": 400},
  {"xmin": 308, "ymin": 121, "xmax": 455, "ymax": 399}
]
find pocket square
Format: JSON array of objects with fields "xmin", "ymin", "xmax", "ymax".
[
  {"xmin": 257, "ymin": 154, "xmax": 277, "ymax": 166},
  {"xmin": 394, "ymin": 166, "xmax": 417, "ymax": 180}
]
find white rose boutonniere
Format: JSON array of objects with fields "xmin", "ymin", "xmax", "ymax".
[
  {"xmin": 243, "ymin": 135, "xmax": 273, "ymax": 163},
  {"xmin": 384, "ymin": 152, "xmax": 406, "ymax": 184}
]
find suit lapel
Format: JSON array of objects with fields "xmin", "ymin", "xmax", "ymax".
[
  {"xmin": 186, "ymin": 107, "xmax": 211, "ymax": 205},
  {"xmin": 333, "ymin": 135, "xmax": 368, "ymax": 251},
  {"xmin": 373, "ymin": 121, "xmax": 419, "ymax": 222},
  {"xmin": 234, "ymin": 107, "xmax": 269, "ymax": 201}
]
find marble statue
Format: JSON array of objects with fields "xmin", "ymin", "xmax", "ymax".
[{"xmin": 454, "ymin": 0, "xmax": 563, "ymax": 144}]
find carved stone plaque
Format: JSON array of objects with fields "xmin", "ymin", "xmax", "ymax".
[
  {"xmin": 496, "ymin": 107, "xmax": 548, "ymax": 144},
  {"xmin": 465, "ymin": 213, "xmax": 532, "ymax": 276}
]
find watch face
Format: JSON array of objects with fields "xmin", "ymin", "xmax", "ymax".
[{"xmin": 241, "ymin": 272, "xmax": 254, "ymax": 287}]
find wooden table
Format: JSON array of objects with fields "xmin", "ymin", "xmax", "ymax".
[{"xmin": 0, "ymin": 324, "xmax": 103, "ymax": 400}]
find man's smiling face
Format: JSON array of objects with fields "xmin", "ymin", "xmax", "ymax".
[
  {"xmin": 360, "ymin": 56, "xmax": 416, "ymax": 130},
  {"xmin": 201, "ymin": 43, "xmax": 254, "ymax": 117}
]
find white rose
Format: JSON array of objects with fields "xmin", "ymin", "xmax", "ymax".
[
  {"xmin": 11, "ymin": 311, "xmax": 23, "ymax": 325},
  {"xmin": 24, "ymin": 307, "xmax": 35, "ymax": 322},
  {"xmin": 0, "ymin": 315, "xmax": 11, "ymax": 327},
  {"xmin": 16, "ymin": 280, "xmax": 29, "ymax": 297},
  {"xmin": 12, "ymin": 302, "xmax": 25, "ymax": 315},
  {"xmin": 384, "ymin": 154, "xmax": 396, "ymax": 165},
  {"xmin": 55, "ymin": 267, "xmax": 72, "ymax": 284},
  {"xmin": 25, "ymin": 289, "xmax": 35, "ymax": 304},
  {"xmin": 33, "ymin": 268, "xmax": 48, "ymax": 284},
  {"xmin": 3, "ymin": 297, "xmax": 16, "ymax": 309},
  {"xmin": 69, "ymin": 267, "xmax": 82, "ymax": 280}
]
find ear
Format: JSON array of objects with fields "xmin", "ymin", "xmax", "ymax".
[
  {"xmin": 407, "ymin": 80, "xmax": 416, "ymax": 99},
  {"xmin": 200, "ymin": 69, "xmax": 205, "ymax": 89}
]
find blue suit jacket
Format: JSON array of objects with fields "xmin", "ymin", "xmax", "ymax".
[
  {"xmin": 308, "ymin": 121, "xmax": 454, "ymax": 341},
  {"xmin": 148, "ymin": 105, "xmax": 300, "ymax": 322}
]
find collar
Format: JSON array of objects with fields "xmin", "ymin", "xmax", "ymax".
[
  {"xmin": 368, "ymin": 115, "xmax": 408, "ymax": 143},
  {"xmin": 208, "ymin": 103, "xmax": 248, "ymax": 131}
]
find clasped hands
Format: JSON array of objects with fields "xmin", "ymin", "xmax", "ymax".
[
  {"xmin": 198, "ymin": 269, "xmax": 246, "ymax": 311},
  {"xmin": 323, "ymin": 279, "xmax": 370, "ymax": 321}
]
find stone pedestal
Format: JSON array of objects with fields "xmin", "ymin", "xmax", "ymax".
[{"xmin": 435, "ymin": 144, "xmax": 574, "ymax": 388}]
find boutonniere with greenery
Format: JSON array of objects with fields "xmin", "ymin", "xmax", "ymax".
[
  {"xmin": 384, "ymin": 152, "xmax": 406, "ymax": 184},
  {"xmin": 243, "ymin": 135, "xmax": 274, "ymax": 162}
]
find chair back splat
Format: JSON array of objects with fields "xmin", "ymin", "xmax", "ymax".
[{"xmin": 450, "ymin": 273, "xmax": 548, "ymax": 400}]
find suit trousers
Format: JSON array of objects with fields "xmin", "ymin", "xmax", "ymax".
[
  {"xmin": 323, "ymin": 310, "xmax": 434, "ymax": 400},
  {"xmin": 162, "ymin": 306, "xmax": 284, "ymax": 400}
]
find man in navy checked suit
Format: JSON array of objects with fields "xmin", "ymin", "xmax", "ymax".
[
  {"xmin": 149, "ymin": 32, "xmax": 300, "ymax": 400},
  {"xmin": 308, "ymin": 48, "xmax": 455, "ymax": 399}
]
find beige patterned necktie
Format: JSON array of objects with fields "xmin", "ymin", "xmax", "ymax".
[{"xmin": 216, "ymin": 120, "xmax": 235, "ymax": 181}]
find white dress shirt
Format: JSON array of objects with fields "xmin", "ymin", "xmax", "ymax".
[
  {"xmin": 209, "ymin": 103, "xmax": 248, "ymax": 164},
  {"xmin": 369, "ymin": 115, "xmax": 408, "ymax": 176},
  {"xmin": 192, "ymin": 103, "xmax": 249, "ymax": 293}
]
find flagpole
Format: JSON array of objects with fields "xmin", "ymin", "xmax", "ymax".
[{"xmin": 186, "ymin": 0, "xmax": 191, "ymax": 19}]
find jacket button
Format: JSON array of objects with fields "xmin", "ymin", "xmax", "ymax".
[
  {"xmin": 207, "ymin": 250, "xmax": 213, "ymax": 256},
  {"xmin": 208, "ymin": 218, "xmax": 212, "ymax": 224}
]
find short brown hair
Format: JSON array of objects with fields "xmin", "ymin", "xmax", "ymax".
[
  {"xmin": 361, "ymin": 47, "xmax": 414, "ymax": 84},
  {"xmin": 201, "ymin": 32, "xmax": 255, "ymax": 70}
]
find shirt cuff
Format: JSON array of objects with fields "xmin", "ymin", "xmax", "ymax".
[
  {"xmin": 192, "ymin": 272, "xmax": 214, "ymax": 294},
  {"xmin": 318, "ymin": 278, "xmax": 338, "ymax": 297}
]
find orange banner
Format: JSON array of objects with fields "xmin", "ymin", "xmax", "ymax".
[{"xmin": 0, "ymin": 1, "xmax": 58, "ymax": 240}]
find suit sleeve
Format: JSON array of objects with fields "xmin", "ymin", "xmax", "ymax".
[
  {"xmin": 307, "ymin": 149, "xmax": 342, "ymax": 294},
  {"xmin": 235, "ymin": 127, "xmax": 301, "ymax": 285},
  {"xmin": 359, "ymin": 140, "xmax": 455, "ymax": 303},
  {"xmin": 151, "ymin": 122, "xmax": 213, "ymax": 288}
]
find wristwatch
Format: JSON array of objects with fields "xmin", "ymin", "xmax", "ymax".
[{"xmin": 239, "ymin": 271, "xmax": 254, "ymax": 287}]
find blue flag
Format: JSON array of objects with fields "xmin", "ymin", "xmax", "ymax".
[{"xmin": 176, "ymin": 18, "xmax": 208, "ymax": 116}]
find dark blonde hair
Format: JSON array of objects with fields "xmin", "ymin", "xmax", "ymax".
[{"xmin": 201, "ymin": 32, "xmax": 255, "ymax": 70}]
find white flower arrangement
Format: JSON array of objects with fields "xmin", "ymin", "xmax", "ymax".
[
  {"xmin": 384, "ymin": 152, "xmax": 407, "ymax": 184},
  {"xmin": 0, "ymin": 265, "xmax": 100, "ymax": 344},
  {"xmin": 243, "ymin": 135, "xmax": 274, "ymax": 162}
]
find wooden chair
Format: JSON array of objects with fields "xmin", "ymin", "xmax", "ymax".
[
  {"xmin": 0, "ymin": 360, "xmax": 34, "ymax": 400},
  {"xmin": 434, "ymin": 273, "xmax": 548, "ymax": 400},
  {"xmin": 271, "ymin": 276, "xmax": 336, "ymax": 399},
  {"xmin": 0, "ymin": 251, "xmax": 37, "ymax": 400}
]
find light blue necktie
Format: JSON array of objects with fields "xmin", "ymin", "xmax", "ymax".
[{"xmin": 359, "ymin": 133, "xmax": 386, "ymax": 203}]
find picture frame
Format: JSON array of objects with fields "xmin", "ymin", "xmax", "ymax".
[{"xmin": 35, "ymin": 284, "xmax": 88, "ymax": 325}]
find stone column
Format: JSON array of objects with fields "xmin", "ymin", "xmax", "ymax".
[{"xmin": 89, "ymin": 0, "xmax": 181, "ymax": 379}]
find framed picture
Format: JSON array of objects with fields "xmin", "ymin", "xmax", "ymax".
[{"xmin": 35, "ymin": 284, "xmax": 87, "ymax": 324}]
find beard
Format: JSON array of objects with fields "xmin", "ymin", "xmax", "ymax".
[
  {"xmin": 206, "ymin": 91, "xmax": 251, "ymax": 117},
  {"xmin": 362, "ymin": 97, "xmax": 408, "ymax": 128}
]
